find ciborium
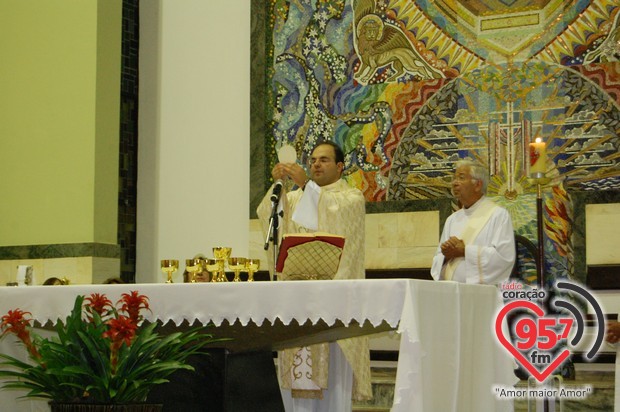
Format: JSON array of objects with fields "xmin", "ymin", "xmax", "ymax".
[
  {"xmin": 213, "ymin": 247, "xmax": 232, "ymax": 260},
  {"xmin": 160, "ymin": 259, "xmax": 179, "ymax": 283},
  {"xmin": 228, "ymin": 257, "xmax": 247, "ymax": 282}
]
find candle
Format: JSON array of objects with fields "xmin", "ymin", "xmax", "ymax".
[{"xmin": 529, "ymin": 137, "xmax": 546, "ymax": 177}]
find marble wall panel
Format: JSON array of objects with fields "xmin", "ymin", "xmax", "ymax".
[
  {"xmin": 586, "ymin": 203, "xmax": 620, "ymax": 265},
  {"xmin": 250, "ymin": 210, "xmax": 439, "ymax": 271}
]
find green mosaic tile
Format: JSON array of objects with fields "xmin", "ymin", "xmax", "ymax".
[{"xmin": 0, "ymin": 243, "xmax": 120, "ymax": 260}]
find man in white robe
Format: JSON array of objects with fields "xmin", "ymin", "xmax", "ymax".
[
  {"xmin": 257, "ymin": 141, "xmax": 372, "ymax": 411},
  {"xmin": 431, "ymin": 160, "xmax": 518, "ymax": 412},
  {"xmin": 431, "ymin": 160, "xmax": 515, "ymax": 284}
]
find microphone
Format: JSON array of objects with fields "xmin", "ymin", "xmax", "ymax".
[{"xmin": 270, "ymin": 180, "xmax": 284, "ymax": 203}]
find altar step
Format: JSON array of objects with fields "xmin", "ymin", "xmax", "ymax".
[
  {"xmin": 514, "ymin": 365, "xmax": 615, "ymax": 412},
  {"xmin": 352, "ymin": 366, "xmax": 397, "ymax": 412},
  {"xmin": 352, "ymin": 364, "xmax": 616, "ymax": 412}
]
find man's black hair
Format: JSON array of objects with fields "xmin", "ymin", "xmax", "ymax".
[{"xmin": 312, "ymin": 140, "xmax": 345, "ymax": 164}]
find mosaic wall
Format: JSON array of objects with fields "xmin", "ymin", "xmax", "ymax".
[{"xmin": 255, "ymin": 0, "xmax": 620, "ymax": 286}]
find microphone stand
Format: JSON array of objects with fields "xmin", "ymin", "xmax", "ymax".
[{"xmin": 264, "ymin": 197, "xmax": 281, "ymax": 281}]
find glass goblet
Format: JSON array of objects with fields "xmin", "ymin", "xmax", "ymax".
[
  {"xmin": 228, "ymin": 257, "xmax": 247, "ymax": 282},
  {"xmin": 245, "ymin": 259, "xmax": 260, "ymax": 282},
  {"xmin": 160, "ymin": 259, "xmax": 179, "ymax": 283}
]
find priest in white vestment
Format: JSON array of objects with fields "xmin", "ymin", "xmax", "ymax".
[
  {"xmin": 431, "ymin": 159, "xmax": 516, "ymax": 284},
  {"xmin": 431, "ymin": 159, "xmax": 518, "ymax": 412},
  {"xmin": 257, "ymin": 141, "xmax": 372, "ymax": 412}
]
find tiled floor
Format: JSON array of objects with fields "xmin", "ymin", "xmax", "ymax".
[
  {"xmin": 353, "ymin": 364, "xmax": 616, "ymax": 411},
  {"xmin": 514, "ymin": 365, "xmax": 615, "ymax": 412}
]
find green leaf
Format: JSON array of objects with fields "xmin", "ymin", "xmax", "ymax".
[{"xmin": 0, "ymin": 294, "xmax": 228, "ymax": 402}]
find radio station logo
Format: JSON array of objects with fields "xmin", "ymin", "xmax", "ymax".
[{"xmin": 495, "ymin": 281, "xmax": 606, "ymax": 383}]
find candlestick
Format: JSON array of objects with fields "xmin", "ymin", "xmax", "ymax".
[{"xmin": 529, "ymin": 137, "xmax": 546, "ymax": 178}]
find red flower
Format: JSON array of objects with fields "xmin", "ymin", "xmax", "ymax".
[
  {"xmin": 0, "ymin": 309, "xmax": 40, "ymax": 359},
  {"xmin": 84, "ymin": 293, "xmax": 113, "ymax": 319},
  {"xmin": 117, "ymin": 291, "xmax": 150, "ymax": 323},
  {"xmin": 103, "ymin": 315, "xmax": 139, "ymax": 375},
  {"xmin": 103, "ymin": 315, "xmax": 138, "ymax": 348},
  {"xmin": 1, "ymin": 309, "xmax": 32, "ymax": 338}
]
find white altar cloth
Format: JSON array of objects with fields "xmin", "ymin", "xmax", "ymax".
[{"xmin": 0, "ymin": 279, "xmax": 516, "ymax": 411}]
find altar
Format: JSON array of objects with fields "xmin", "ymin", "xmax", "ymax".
[{"xmin": 0, "ymin": 279, "xmax": 516, "ymax": 411}]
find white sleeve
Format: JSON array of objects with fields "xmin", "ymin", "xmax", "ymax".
[{"xmin": 430, "ymin": 217, "xmax": 452, "ymax": 281}]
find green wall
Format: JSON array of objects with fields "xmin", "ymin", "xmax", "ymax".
[{"xmin": 0, "ymin": 0, "xmax": 121, "ymax": 247}]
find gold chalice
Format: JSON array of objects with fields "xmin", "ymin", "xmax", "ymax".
[
  {"xmin": 185, "ymin": 258, "xmax": 203, "ymax": 283},
  {"xmin": 213, "ymin": 247, "xmax": 232, "ymax": 282},
  {"xmin": 245, "ymin": 259, "xmax": 260, "ymax": 282},
  {"xmin": 160, "ymin": 259, "xmax": 179, "ymax": 283},
  {"xmin": 213, "ymin": 247, "xmax": 232, "ymax": 260},
  {"xmin": 228, "ymin": 257, "xmax": 247, "ymax": 282},
  {"xmin": 205, "ymin": 258, "xmax": 224, "ymax": 282}
]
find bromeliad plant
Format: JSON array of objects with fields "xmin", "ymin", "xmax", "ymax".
[{"xmin": 0, "ymin": 291, "xmax": 220, "ymax": 403}]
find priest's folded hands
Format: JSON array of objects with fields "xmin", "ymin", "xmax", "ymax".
[{"xmin": 440, "ymin": 236, "xmax": 465, "ymax": 260}]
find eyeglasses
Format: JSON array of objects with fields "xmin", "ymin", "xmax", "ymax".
[{"xmin": 308, "ymin": 157, "xmax": 336, "ymax": 167}]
